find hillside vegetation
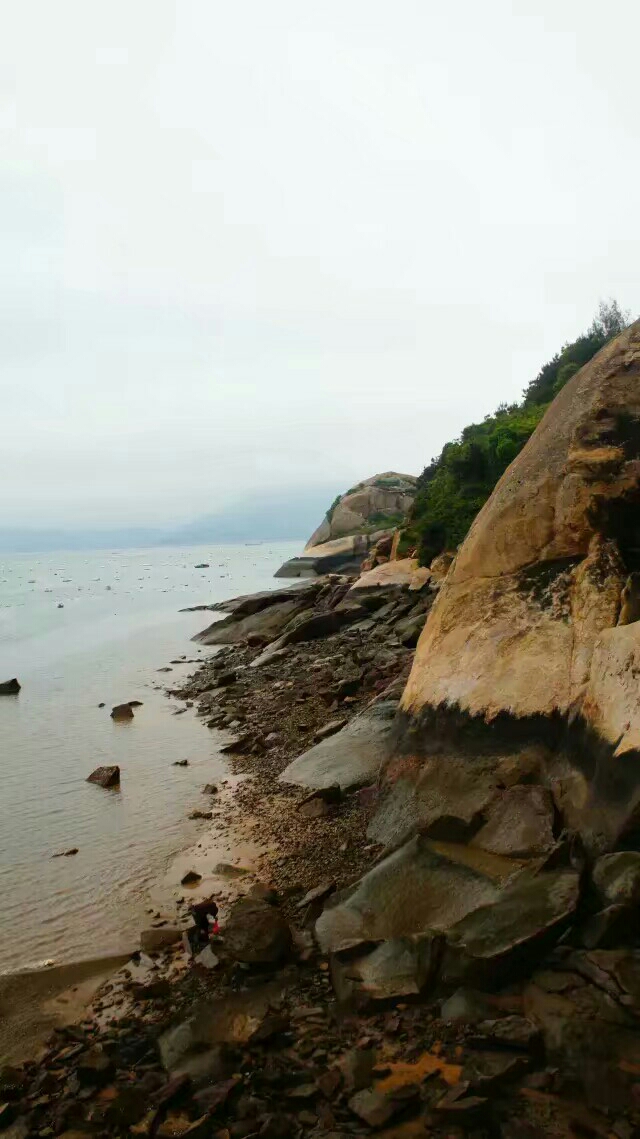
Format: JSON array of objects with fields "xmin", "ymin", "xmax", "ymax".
[{"xmin": 407, "ymin": 300, "xmax": 631, "ymax": 565}]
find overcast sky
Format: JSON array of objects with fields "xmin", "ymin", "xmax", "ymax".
[{"xmin": 1, "ymin": 0, "xmax": 638, "ymax": 528}]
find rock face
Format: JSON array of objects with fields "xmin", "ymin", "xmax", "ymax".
[
  {"xmin": 275, "ymin": 472, "xmax": 417, "ymax": 578},
  {"xmin": 395, "ymin": 321, "xmax": 640, "ymax": 850}
]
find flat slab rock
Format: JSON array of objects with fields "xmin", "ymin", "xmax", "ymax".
[
  {"xmin": 279, "ymin": 696, "xmax": 398, "ymax": 792},
  {"xmin": 331, "ymin": 933, "xmax": 438, "ymax": 1003},
  {"xmin": 443, "ymin": 867, "xmax": 580, "ymax": 986},
  {"xmin": 315, "ymin": 835, "xmax": 503, "ymax": 954},
  {"xmin": 471, "ymin": 784, "xmax": 556, "ymax": 858}
]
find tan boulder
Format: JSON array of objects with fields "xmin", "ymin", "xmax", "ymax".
[
  {"xmin": 402, "ymin": 322, "xmax": 640, "ymax": 737},
  {"xmin": 306, "ymin": 472, "xmax": 417, "ymax": 547},
  {"xmin": 394, "ymin": 320, "xmax": 640, "ymax": 849},
  {"xmin": 349, "ymin": 558, "xmax": 430, "ymax": 592}
]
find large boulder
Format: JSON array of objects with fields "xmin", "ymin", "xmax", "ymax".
[
  {"xmin": 442, "ymin": 868, "xmax": 580, "ymax": 987},
  {"xmin": 315, "ymin": 836, "xmax": 512, "ymax": 955},
  {"xmin": 0, "ymin": 678, "xmax": 20, "ymax": 695},
  {"xmin": 223, "ymin": 898, "xmax": 292, "ymax": 965},
  {"xmin": 349, "ymin": 558, "xmax": 431, "ymax": 592},
  {"xmin": 275, "ymin": 472, "xmax": 417, "ymax": 578},
  {"xmin": 308, "ymin": 472, "xmax": 417, "ymax": 546},
  {"xmin": 275, "ymin": 534, "xmax": 369, "ymax": 579},
  {"xmin": 395, "ymin": 321, "xmax": 640, "ymax": 851}
]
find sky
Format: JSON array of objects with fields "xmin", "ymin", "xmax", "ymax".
[{"xmin": 1, "ymin": 0, "xmax": 639, "ymax": 530}]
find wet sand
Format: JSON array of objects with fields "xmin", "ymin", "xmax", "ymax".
[{"xmin": 0, "ymin": 955, "xmax": 130, "ymax": 1065}]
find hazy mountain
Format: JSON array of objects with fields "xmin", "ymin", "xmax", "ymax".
[{"xmin": 0, "ymin": 486, "xmax": 339, "ymax": 554}]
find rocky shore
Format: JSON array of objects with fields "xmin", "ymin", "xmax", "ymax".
[{"xmin": 4, "ymin": 552, "xmax": 640, "ymax": 1139}]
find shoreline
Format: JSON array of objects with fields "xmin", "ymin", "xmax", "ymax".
[
  {"xmin": 7, "ymin": 565, "xmax": 637, "ymax": 1138},
  {"xmin": 0, "ymin": 567, "xmax": 419, "ymax": 1062}
]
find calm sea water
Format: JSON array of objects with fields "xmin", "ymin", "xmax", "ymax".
[{"xmin": 0, "ymin": 541, "xmax": 301, "ymax": 974}]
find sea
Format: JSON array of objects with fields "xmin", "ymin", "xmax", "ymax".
[{"xmin": 0, "ymin": 541, "xmax": 301, "ymax": 975}]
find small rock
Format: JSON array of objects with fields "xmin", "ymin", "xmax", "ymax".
[
  {"xmin": 440, "ymin": 988, "xmax": 493, "ymax": 1023},
  {"xmin": 338, "ymin": 1048, "xmax": 375, "ymax": 1092},
  {"xmin": 348, "ymin": 1088, "xmax": 412, "ymax": 1128},
  {"xmin": 111, "ymin": 703, "xmax": 134, "ymax": 720},
  {"xmin": 131, "ymin": 979, "xmax": 172, "ymax": 1000},
  {"xmin": 86, "ymin": 765, "xmax": 120, "ymax": 788},
  {"xmin": 296, "ymin": 880, "xmax": 336, "ymax": 911},
  {"xmin": 180, "ymin": 870, "xmax": 202, "ymax": 886},
  {"xmin": 0, "ymin": 678, "xmax": 20, "ymax": 695},
  {"xmin": 297, "ymin": 784, "xmax": 342, "ymax": 819},
  {"xmin": 214, "ymin": 863, "xmax": 249, "ymax": 878},
  {"xmin": 286, "ymin": 1084, "xmax": 317, "ymax": 1101},
  {"xmin": 435, "ymin": 1084, "xmax": 488, "ymax": 1117},
  {"xmin": 128, "ymin": 699, "xmax": 144, "ymax": 707},
  {"xmin": 592, "ymin": 851, "xmax": 640, "ymax": 906},
  {"xmin": 189, "ymin": 810, "xmax": 213, "ymax": 820},
  {"xmin": 52, "ymin": 848, "xmax": 79, "ymax": 858},
  {"xmin": 173, "ymin": 760, "xmax": 189, "ymax": 767},
  {"xmin": 314, "ymin": 718, "xmax": 347, "ymax": 743},
  {"xmin": 469, "ymin": 1016, "xmax": 541, "ymax": 1052},
  {"xmin": 76, "ymin": 1046, "xmax": 114, "ymax": 1086},
  {"xmin": 202, "ymin": 784, "xmax": 218, "ymax": 795},
  {"xmin": 462, "ymin": 1051, "xmax": 529, "ymax": 1093}
]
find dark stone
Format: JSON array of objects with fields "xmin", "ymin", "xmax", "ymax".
[
  {"xmin": 338, "ymin": 1048, "xmax": 375, "ymax": 1092},
  {"xmin": 76, "ymin": 1046, "xmax": 114, "ymax": 1086},
  {"xmin": 192, "ymin": 1079, "xmax": 239, "ymax": 1114},
  {"xmin": 0, "ymin": 679, "xmax": 20, "ymax": 695},
  {"xmin": 202, "ymin": 784, "xmax": 218, "ymax": 795},
  {"xmin": 297, "ymin": 784, "xmax": 342, "ymax": 819},
  {"xmin": 592, "ymin": 852, "xmax": 640, "ymax": 907},
  {"xmin": 180, "ymin": 870, "xmax": 202, "ymax": 885},
  {"xmin": 469, "ymin": 1016, "xmax": 541, "ymax": 1052},
  {"xmin": 174, "ymin": 759, "xmax": 189, "ymax": 767},
  {"xmin": 0, "ymin": 1068, "xmax": 28, "ymax": 1102},
  {"xmin": 248, "ymin": 1015, "xmax": 290, "ymax": 1044},
  {"xmin": 86, "ymin": 765, "xmax": 120, "ymax": 788},
  {"xmin": 296, "ymin": 881, "xmax": 336, "ymax": 911},
  {"xmin": 131, "ymin": 979, "xmax": 172, "ymax": 1001},
  {"xmin": 348, "ymin": 1086, "xmax": 418, "ymax": 1128},
  {"xmin": 223, "ymin": 899, "xmax": 292, "ymax": 965},
  {"xmin": 435, "ymin": 1084, "xmax": 488, "ymax": 1118},
  {"xmin": 579, "ymin": 905, "xmax": 638, "ymax": 949},
  {"xmin": 110, "ymin": 703, "xmax": 134, "ymax": 719}
]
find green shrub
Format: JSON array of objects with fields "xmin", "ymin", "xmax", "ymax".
[{"xmin": 411, "ymin": 301, "xmax": 631, "ymax": 566}]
